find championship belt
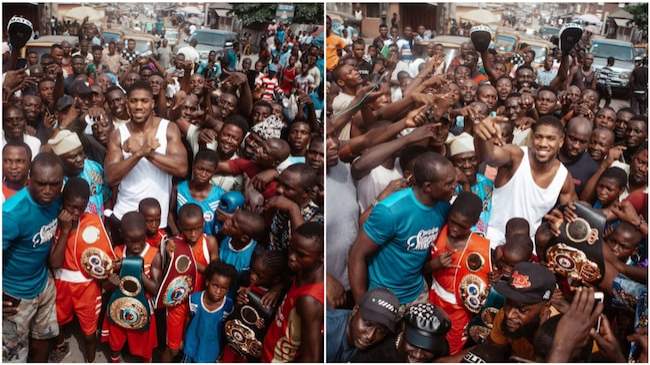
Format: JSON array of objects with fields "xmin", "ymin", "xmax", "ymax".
[
  {"xmin": 225, "ymin": 290, "xmax": 276, "ymax": 358},
  {"xmin": 108, "ymin": 256, "xmax": 150, "ymax": 330},
  {"xmin": 467, "ymin": 287, "xmax": 505, "ymax": 344},
  {"xmin": 546, "ymin": 202, "xmax": 606, "ymax": 287},
  {"xmin": 455, "ymin": 241, "xmax": 490, "ymax": 314},
  {"xmin": 154, "ymin": 238, "xmax": 197, "ymax": 309},
  {"xmin": 459, "ymin": 274, "xmax": 489, "ymax": 314},
  {"xmin": 73, "ymin": 217, "xmax": 116, "ymax": 280}
]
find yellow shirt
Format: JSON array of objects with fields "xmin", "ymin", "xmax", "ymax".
[{"xmin": 326, "ymin": 35, "xmax": 347, "ymax": 71}]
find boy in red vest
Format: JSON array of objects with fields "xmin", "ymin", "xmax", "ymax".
[
  {"xmin": 50, "ymin": 177, "xmax": 112, "ymax": 362},
  {"xmin": 139, "ymin": 198, "xmax": 167, "ymax": 248},
  {"xmin": 428, "ymin": 192, "xmax": 491, "ymax": 355}
]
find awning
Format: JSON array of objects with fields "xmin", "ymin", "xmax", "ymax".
[
  {"xmin": 614, "ymin": 18, "xmax": 632, "ymax": 27},
  {"xmin": 60, "ymin": 6, "xmax": 105, "ymax": 23},
  {"xmin": 459, "ymin": 9, "xmax": 501, "ymax": 25}
]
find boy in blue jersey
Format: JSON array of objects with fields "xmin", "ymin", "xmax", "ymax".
[
  {"xmin": 183, "ymin": 261, "xmax": 236, "ymax": 362},
  {"xmin": 219, "ymin": 209, "xmax": 267, "ymax": 280},
  {"xmin": 170, "ymin": 150, "xmax": 225, "ymax": 236},
  {"xmin": 349, "ymin": 152, "xmax": 456, "ymax": 305},
  {"xmin": 3, "ymin": 152, "xmax": 64, "ymax": 362}
]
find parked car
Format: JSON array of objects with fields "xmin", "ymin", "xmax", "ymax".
[
  {"xmin": 102, "ymin": 31, "xmax": 123, "ymax": 45},
  {"xmin": 189, "ymin": 29, "xmax": 237, "ymax": 61},
  {"xmin": 424, "ymin": 35, "xmax": 470, "ymax": 73},
  {"xmin": 590, "ymin": 38, "xmax": 635, "ymax": 91},
  {"xmin": 123, "ymin": 32, "xmax": 157, "ymax": 56},
  {"xmin": 519, "ymin": 35, "xmax": 554, "ymax": 66},
  {"xmin": 538, "ymin": 26, "xmax": 560, "ymax": 40},
  {"xmin": 494, "ymin": 27, "xmax": 520, "ymax": 53}
]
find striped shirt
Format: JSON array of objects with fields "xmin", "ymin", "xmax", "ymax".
[
  {"xmin": 597, "ymin": 66, "xmax": 614, "ymax": 85},
  {"xmin": 257, "ymin": 75, "xmax": 280, "ymax": 101}
]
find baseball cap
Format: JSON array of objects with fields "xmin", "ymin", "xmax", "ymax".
[
  {"xmin": 403, "ymin": 303, "xmax": 450, "ymax": 354},
  {"xmin": 494, "ymin": 262, "xmax": 556, "ymax": 305},
  {"xmin": 55, "ymin": 95, "xmax": 75, "ymax": 112},
  {"xmin": 70, "ymin": 80, "xmax": 92, "ymax": 97},
  {"xmin": 359, "ymin": 288, "xmax": 400, "ymax": 333}
]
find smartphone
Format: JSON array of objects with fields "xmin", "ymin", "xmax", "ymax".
[
  {"xmin": 3, "ymin": 292, "xmax": 20, "ymax": 307},
  {"xmin": 594, "ymin": 291, "xmax": 604, "ymax": 332}
]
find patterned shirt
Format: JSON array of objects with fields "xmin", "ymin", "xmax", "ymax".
[{"xmin": 269, "ymin": 201, "xmax": 323, "ymax": 251}]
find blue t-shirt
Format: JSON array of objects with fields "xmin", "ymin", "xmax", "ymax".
[
  {"xmin": 454, "ymin": 173, "xmax": 493, "ymax": 234},
  {"xmin": 219, "ymin": 236, "xmax": 257, "ymax": 274},
  {"xmin": 177, "ymin": 180, "xmax": 225, "ymax": 236},
  {"xmin": 364, "ymin": 187, "xmax": 449, "ymax": 303},
  {"xmin": 73, "ymin": 159, "xmax": 107, "ymax": 218},
  {"xmin": 326, "ymin": 309, "xmax": 357, "ymax": 362},
  {"xmin": 183, "ymin": 291, "xmax": 234, "ymax": 363},
  {"xmin": 3, "ymin": 188, "xmax": 61, "ymax": 299}
]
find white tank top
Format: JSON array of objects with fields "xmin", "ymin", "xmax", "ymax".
[
  {"xmin": 486, "ymin": 147, "xmax": 567, "ymax": 249},
  {"xmin": 113, "ymin": 119, "xmax": 172, "ymax": 228}
]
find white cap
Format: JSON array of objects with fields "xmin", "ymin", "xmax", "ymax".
[
  {"xmin": 48, "ymin": 129, "xmax": 82, "ymax": 156},
  {"xmin": 448, "ymin": 132, "xmax": 475, "ymax": 157}
]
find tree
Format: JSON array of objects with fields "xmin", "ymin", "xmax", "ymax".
[
  {"xmin": 229, "ymin": 4, "xmax": 323, "ymax": 27},
  {"xmin": 625, "ymin": 3, "xmax": 648, "ymax": 37}
]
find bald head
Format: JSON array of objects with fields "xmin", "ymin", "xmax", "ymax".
[
  {"xmin": 413, "ymin": 152, "xmax": 454, "ymax": 186},
  {"xmin": 266, "ymin": 138, "xmax": 291, "ymax": 161},
  {"xmin": 567, "ymin": 117, "xmax": 593, "ymax": 136}
]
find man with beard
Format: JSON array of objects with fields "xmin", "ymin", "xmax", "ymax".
[
  {"xmin": 105, "ymin": 86, "xmax": 130, "ymax": 126},
  {"xmin": 476, "ymin": 115, "xmax": 576, "ymax": 248},
  {"xmin": 105, "ymin": 81, "xmax": 187, "ymax": 242},
  {"xmin": 2, "ymin": 106, "xmax": 41, "ymax": 160},
  {"xmin": 23, "ymin": 94, "xmax": 44, "ymax": 136},
  {"xmin": 277, "ymin": 121, "xmax": 311, "ymax": 172},
  {"xmin": 38, "ymin": 78, "xmax": 56, "ymax": 114},
  {"xmin": 588, "ymin": 128, "xmax": 615, "ymax": 163},
  {"xmin": 487, "ymin": 262, "xmax": 557, "ymax": 362},
  {"xmin": 48, "ymin": 129, "xmax": 108, "ymax": 217},
  {"xmin": 558, "ymin": 117, "xmax": 598, "ymax": 194},
  {"xmin": 514, "ymin": 65, "xmax": 536, "ymax": 92},
  {"xmin": 326, "ymin": 288, "xmax": 400, "ymax": 362},
  {"xmin": 349, "ymin": 152, "xmax": 456, "ymax": 305},
  {"xmin": 332, "ymin": 63, "xmax": 364, "ymax": 140},
  {"xmin": 623, "ymin": 117, "xmax": 648, "ymax": 163},
  {"xmin": 351, "ymin": 303, "xmax": 451, "ymax": 363},
  {"xmin": 628, "ymin": 148, "xmax": 648, "ymax": 193},
  {"xmin": 2, "ymin": 142, "xmax": 31, "ymax": 200},
  {"xmin": 449, "ymin": 133, "xmax": 493, "ymax": 234},
  {"xmin": 615, "ymin": 107, "xmax": 635, "ymax": 144}
]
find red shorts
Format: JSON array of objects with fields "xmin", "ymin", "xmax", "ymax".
[
  {"xmin": 429, "ymin": 290, "xmax": 470, "ymax": 355},
  {"xmin": 221, "ymin": 345, "xmax": 249, "ymax": 362},
  {"xmin": 54, "ymin": 279, "xmax": 101, "ymax": 336},
  {"xmin": 100, "ymin": 311, "xmax": 158, "ymax": 360},
  {"xmin": 166, "ymin": 301, "xmax": 189, "ymax": 350}
]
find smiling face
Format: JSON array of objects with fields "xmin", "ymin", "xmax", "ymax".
[
  {"xmin": 217, "ymin": 124, "xmax": 244, "ymax": 157},
  {"xmin": 127, "ymin": 89, "xmax": 154, "ymax": 124},
  {"xmin": 3, "ymin": 108, "xmax": 26, "ymax": 141},
  {"xmin": 400, "ymin": 339, "xmax": 435, "ymax": 363},
  {"xmin": 496, "ymin": 78, "xmax": 513, "ymax": 101},
  {"xmin": 594, "ymin": 109, "xmax": 617, "ymax": 130},
  {"xmin": 530, "ymin": 124, "xmax": 563, "ymax": 163},
  {"xmin": 450, "ymin": 151, "xmax": 478, "ymax": 185},
  {"xmin": 588, "ymin": 129, "xmax": 614, "ymax": 162},
  {"xmin": 349, "ymin": 308, "xmax": 389, "ymax": 350},
  {"xmin": 107, "ymin": 90, "xmax": 127, "ymax": 118}
]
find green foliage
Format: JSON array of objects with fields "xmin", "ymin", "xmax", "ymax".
[
  {"xmin": 625, "ymin": 3, "xmax": 648, "ymax": 37},
  {"xmin": 229, "ymin": 3, "xmax": 323, "ymax": 26}
]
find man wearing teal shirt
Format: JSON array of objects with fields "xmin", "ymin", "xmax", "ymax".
[
  {"xmin": 349, "ymin": 152, "xmax": 457, "ymax": 305},
  {"xmin": 3, "ymin": 153, "xmax": 64, "ymax": 362}
]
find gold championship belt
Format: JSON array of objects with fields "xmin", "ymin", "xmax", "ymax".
[
  {"xmin": 225, "ymin": 290, "xmax": 276, "ymax": 358},
  {"xmin": 545, "ymin": 202, "xmax": 606, "ymax": 287},
  {"xmin": 154, "ymin": 238, "xmax": 197, "ymax": 309},
  {"xmin": 459, "ymin": 273, "xmax": 489, "ymax": 313},
  {"xmin": 108, "ymin": 256, "xmax": 150, "ymax": 330},
  {"xmin": 73, "ymin": 217, "xmax": 116, "ymax": 279}
]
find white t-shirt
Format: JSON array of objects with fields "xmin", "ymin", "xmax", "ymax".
[{"xmin": 356, "ymin": 163, "xmax": 403, "ymax": 212}]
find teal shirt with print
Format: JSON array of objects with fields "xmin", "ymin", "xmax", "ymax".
[
  {"xmin": 363, "ymin": 187, "xmax": 449, "ymax": 303},
  {"xmin": 3, "ymin": 188, "xmax": 61, "ymax": 299}
]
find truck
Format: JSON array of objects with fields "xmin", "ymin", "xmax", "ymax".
[{"xmin": 590, "ymin": 38, "xmax": 635, "ymax": 91}]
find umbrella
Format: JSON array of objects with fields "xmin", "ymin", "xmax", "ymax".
[
  {"xmin": 459, "ymin": 9, "xmax": 501, "ymax": 25},
  {"xmin": 61, "ymin": 6, "xmax": 105, "ymax": 23},
  {"xmin": 577, "ymin": 14, "xmax": 602, "ymax": 26},
  {"xmin": 180, "ymin": 6, "xmax": 203, "ymax": 15}
]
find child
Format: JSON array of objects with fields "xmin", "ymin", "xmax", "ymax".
[
  {"xmin": 161, "ymin": 203, "xmax": 219, "ymax": 362},
  {"xmin": 215, "ymin": 138, "xmax": 290, "ymax": 200},
  {"xmin": 592, "ymin": 167, "xmax": 628, "ymax": 210},
  {"xmin": 50, "ymin": 178, "xmax": 110, "ymax": 362},
  {"xmin": 261, "ymin": 222, "xmax": 324, "ymax": 362},
  {"xmin": 267, "ymin": 163, "xmax": 323, "ymax": 251},
  {"xmin": 428, "ymin": 192, "xmax": 490, "ymax": 355},
  {"xmin": 171, "ymin": 150, "xmax": 225, "ymax": 236},
  {"xmin": 139, "ymin": 198, "xmax": 166, "ymax": 249},
  {"xmin": 221, "ymin": 247, "xmax": 288, "ymax": 362},
  {"xmin": 101, "ymin": 211, "xmax": 162, "ymax": 363},
  {"xmin": 219, "ymin": 209, "xmax": 267, "ymax": 279},
  {"xmin": 182, "ymin": 261, "xmax": 237, "ymax": 363}
]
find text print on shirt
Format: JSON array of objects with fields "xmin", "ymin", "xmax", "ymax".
[
  {"xmin": 406, "ymin": 228, "xmax": 440, "ymax": 251},
  {"xmin": 33, "ymin": 217, "xmax": 58, "ymax": 247}
]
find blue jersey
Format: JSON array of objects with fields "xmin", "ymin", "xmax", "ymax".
[
  {"xmin": 3, "ymin": 188, "xmax": 61, "ymax": 299},
  {"xmin": 176, "ymin": 180, "xmax": 224, "ymax": 236},
  {"xmin": 219, "ymin": 236, "xmax": 257, "ymax": 274},
  {"xmin": 183, "ymin": 292, "xmax": 234, "ymax": 363},
  {"xmin": 74, "ymin": 159, "xmax": 108, "ymax": 218},
  {"xmin": 454, "ymin": 173, "xmax": 493, "ymax": 234},
  {"xmin": 364, "ymin": 187, "xmax": 449, "ymax": 303}
]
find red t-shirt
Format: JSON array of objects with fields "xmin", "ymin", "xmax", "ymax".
[{"xmin": 228, "ymin": 158, "xmax": 278, "ymax": 199}]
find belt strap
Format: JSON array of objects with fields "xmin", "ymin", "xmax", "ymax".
[{"xmin": 54, "ymin": 268, "xmax": 93, "ymax": 283}]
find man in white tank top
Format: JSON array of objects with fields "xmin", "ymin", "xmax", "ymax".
[
  {"xmin": 105, "ymin": 80, "xmax": 188, "ymax": 242},
  {"xmin": 473, "ymin": 115, "xmax": 577, "ymax": 249}
]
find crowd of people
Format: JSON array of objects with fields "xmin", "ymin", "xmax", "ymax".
[
  {"xmin": 326, "ymin": 16, "xmax": 647, "ymax": 363},
  {"xmin": 3, "ymin": 11, "xmax": 324, "ymax": 363}
]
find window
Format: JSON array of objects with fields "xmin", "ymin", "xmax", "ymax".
[{"xmin": 366, "ymin": 4, "xmax": 380, "ymax": 18}]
